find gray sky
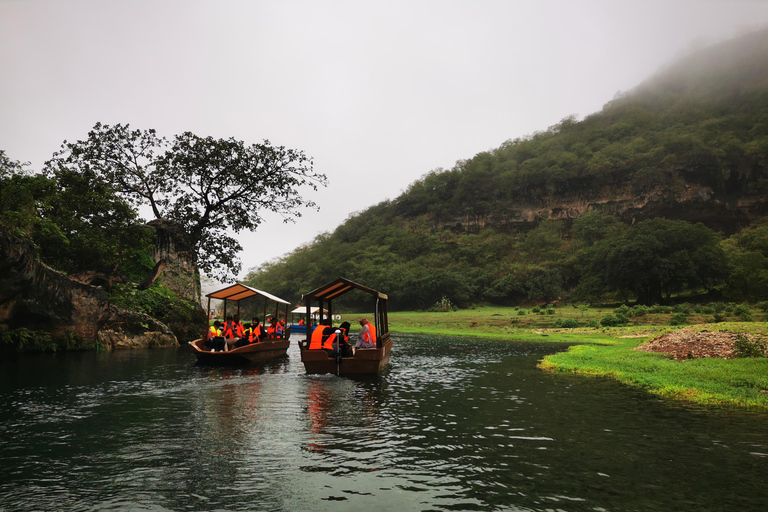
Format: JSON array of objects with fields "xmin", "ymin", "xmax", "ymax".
[{"xmin": 3, "ymin": 0, "xmax": 768, "ymax": 284}]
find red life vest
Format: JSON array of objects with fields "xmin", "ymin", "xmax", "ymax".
[
  {"xmin": 222, "ymin": 322, "xmax": 236, "ymax": 339},
  {"xmin": 248, "ymin": 325, "xmax": 262, "ymax": 343},
  {"xmin": 361, "ymin": 322, "xmax": 377, "ymax": 346},
  {"xmin": 235, "ymin": 322, "xmax": 245, "ymax": 338},
  {"xmin": 309, "ymin": 325, "xmax": 327, "ymax": 350}
]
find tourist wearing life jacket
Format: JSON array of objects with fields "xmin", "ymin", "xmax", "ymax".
[
  {"xmin": 221, "ymin": 315, "xmax": 236, "ymax": 339},
  {"xmin": 266, "ymin": 316, "xmax": 277, "ymax": 337},
  {"xmin": 309, "ymin": 320, "xmax": 331, "ymax": 350},
  {"xmin": 205, "ymin": 321, "xmax": 226, "ymax": 352},
  {"xmin": 356, "ymin": 318, "xmax": 376, "ymax": 349},
  {"xmin": 233, "ymin": 315, "xmax": 245, "ymax": 338},
  {"xmin": 233, "ymin": 317, "xmax": 265, "ymax": 348},
  {"xmin": 338, "ymin": 321, "xmax": 353, "ymax": 357},
  {"xmin": 298, "ymin": 318, "xmax": 305, "ymax": 326}
]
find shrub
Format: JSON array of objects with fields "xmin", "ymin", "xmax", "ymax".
[
  {"xmin": 546, "ymin": 308, "xmax": 555, "ymax": 315},
  {"xmin": 733, "ymin": 335, "xmax": 767, "ymax": 358},
  {"xmin": 517, "ymin": 309, "xmax": 527, "ymax": 316},
  {"xmin": 615, "ymin": 304, "xmax": 631, "ymax": 317},
  {"xmin": 555, "ymin": 318, "xmax": 579, "ymax": 328},
  {"xmin": 712, "ymin": 313, "xmax": 726, "ymax": 323},
  {"xmin": 738, "ymin": 311, "xmax": 754, "ymax": 322},
  {"xmin": 733, "ymin": 303, "xmax": 751, "ymax": 316},
  {"xmin": 600, "ymin": 314, "xmax": 628, "ymax": 327},
  {"xmin": 630, "ymin": 305, "xmax": 649, "ymax": 317},
  {"xmin": 757, "ymin": 301, "xmax": 768, "ymax": 312},
  {"xmin": 587, "ymin": 320, "xmax": 600, "ymax": 328},
  {"xmin": 429, "ymin": 296, "xmax": 457, "ymax": 312},
  {"xmin": 669, "ymin": 312, "xmax": 688, "ymax": 326},
  {"xmin": 531, "ymin": 306, "xmax": 541, "ymax": 313}
]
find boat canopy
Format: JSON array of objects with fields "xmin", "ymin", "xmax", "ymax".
[
  {"xmin": 300, "ymin": 278, "xmax": 389, "ymax": 344},
  {"xmin": 205, "ymin": 283, "xmax": 291, "ymax": 323},
  {"xmin": 207, "ymin": 283, "xmax": 290, "ymax": 304},
  {"xmin": 301, "ymin": 278, "xmax": 388, "ymax": 302},
  {"xmin": 290, "ymin": 306, "xmax": 328, "ymax": 315}
]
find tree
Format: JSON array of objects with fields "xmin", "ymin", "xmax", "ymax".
[
  {"xmin": 581, "ymin": 218, "xmax": 726, "ymax": 304},
  {"xmin": 45, "ymin": 123, "xmax": 328, "ymax": 279}
]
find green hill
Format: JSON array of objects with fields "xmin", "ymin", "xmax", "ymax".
[{"xmin": 246, "ymin": 29, "xmax": 768, "ymax": 310}]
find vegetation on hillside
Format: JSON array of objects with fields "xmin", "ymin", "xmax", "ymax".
[{"xmin": 246, "ymin": 29, "xmax": 768, "ymax": 309}]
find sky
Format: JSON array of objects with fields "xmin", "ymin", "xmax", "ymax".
[{"xmin": 3, "ymin": 0, "xmax": 768, "ymax": 288}]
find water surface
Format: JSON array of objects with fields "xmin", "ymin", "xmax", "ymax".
[{"xmin": 1, "ymin": 334, "xmax": 766, "ymax": 511}]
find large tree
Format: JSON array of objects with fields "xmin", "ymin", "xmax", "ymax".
[
  {"xmin": 45, "ymin": 123, "xmax": 328, "ymax": 279},
  {"xmin": 579, "ymin": 218, "xmax": 727, "ymax": 304}
]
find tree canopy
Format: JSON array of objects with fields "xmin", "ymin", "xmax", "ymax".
[{"xmin": 45, "ymin": 123, "xmax": 328, "ymax": 279}]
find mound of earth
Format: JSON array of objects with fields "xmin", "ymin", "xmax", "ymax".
[{"xmin": 636, "ymin": 330, "xmax": 766, "ymax": 360}]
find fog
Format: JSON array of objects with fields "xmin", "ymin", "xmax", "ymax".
[{"xmin": 2, "ymin": 0, "xmax": 768, "ymax": 286}]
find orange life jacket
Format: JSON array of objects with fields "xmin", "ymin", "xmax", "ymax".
[
  {"xmin": 248, "ymin": 325, "xmax": 262, "ymax": 343},
  {"xmin": 309, "ymin": 325, "xmax": 327, "ymax": 350},
  {"xmin": 361, "ymin": 322, "xmax": 377, "ymax": 345},
  {"xmin": 222, "ymin": 322, "xmax": 236, "ymax": 339},
  {"xmin": 235, "ymin": 322, "xmax": 245, "ymax": 338},
  {"xmin": 208, "ymin": 325, "xmax": 221, "ymax": 340},
  {"xmin": 298, "ymin": 319, "xmax": 305, "ymax": 325}
]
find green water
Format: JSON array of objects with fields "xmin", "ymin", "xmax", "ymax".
[{"xmin": 0, "ymin": 334, "xmax": 766, "ymax": 511}]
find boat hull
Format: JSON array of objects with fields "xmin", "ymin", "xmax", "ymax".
[
  {"xmin": 299, "ymin": 336, "xmax": 392, "ymax": 375},
  {"xmin": 189, "ymin": 338, "xmax": 289, "ymax": 364}
]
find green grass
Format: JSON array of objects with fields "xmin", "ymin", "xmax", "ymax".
[{"xmin": 389, "ymin": 306, "xmax": 768, "ymax": 409}]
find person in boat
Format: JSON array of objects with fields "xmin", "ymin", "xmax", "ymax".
[
  {"xmin": 338, "ymin": 321, "xmax": 353, "ymax": 357},
  {"xmin": 234, "ymin": 317, "xmax": 265, "ymax": 348},
  {"xmin": 233, "ymin": 314, "xmax": 245, "ymax": 338},
  {"xmin": 266, "ymin": 316, "xmax": 283, "ymax": 338},
  {"xmin": 205, "ymin": 321, "xmax": 226, "ymax": 352},
  {"xmin": 221, "ymin": 315, "xmax": 235, "ymax": 339},
  {"xmin": 309, "ymin": 319, "xmax": 333, "ymax": 352},
  {"xmin": 298, "ymin": 318, "xmax": 305, "ymax": 326},
  {"xmin": 356, "ymin": 318, "xmax": 377, "ymax": 349}
]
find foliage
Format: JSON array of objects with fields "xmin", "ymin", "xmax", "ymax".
[
  {"xmin": 45, "ymin": 123, "xmax": 327, "ymax": 280},
  {"xmin": 1, "ymin": 150, "xmax": 156, "ymax": 277},
  {"xmin": 733, "ymin": 335, "xmax": 767, "ymax": 358}
]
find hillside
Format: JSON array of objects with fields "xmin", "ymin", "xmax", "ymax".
[{"xmin": 246, "ymin": 29, "xmax": 768, "ymax": 310}]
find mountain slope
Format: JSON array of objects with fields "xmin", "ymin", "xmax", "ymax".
[{"xmin": 246, "ymin": 29, "xmax": 768, "ymax": 309}]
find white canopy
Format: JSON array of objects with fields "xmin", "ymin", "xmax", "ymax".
[{"xmin": 290, "ymin": 306, "xmax": 328, "ymax": 315}]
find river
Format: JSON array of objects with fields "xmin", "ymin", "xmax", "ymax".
[{"xmin": 1, "ymin": 334, "xmax": 766, "ymax": 511}]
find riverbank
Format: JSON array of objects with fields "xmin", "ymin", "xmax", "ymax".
[{"xmin": 388, "ymin": 307, "xmax": 768, "ymax": 409}]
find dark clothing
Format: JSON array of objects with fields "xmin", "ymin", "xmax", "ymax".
[{"xmin": 205, "ymin": 337, "xmax": 226, "ymax": 351}]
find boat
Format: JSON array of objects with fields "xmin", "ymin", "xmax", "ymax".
[
  {"xmin": 289, "ymin": 306, "xmax": 327, "ymax": 334},
  {"xmin": 189, "ymin": 283, "xmax": 292, "ymax": 364},
  {"xmin": 189, "ymin": 337, "xmax": 290, "ymax": 364},
  {"xmin": 298, "ymin": 278, "xmax": 392, "ymax": 375}
]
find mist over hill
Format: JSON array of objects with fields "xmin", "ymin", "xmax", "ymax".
[{"xmin": 246, "ymin": 28, "xmax": 768, "ymax": 310}]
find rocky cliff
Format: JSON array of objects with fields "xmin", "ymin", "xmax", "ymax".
[{"xmin": 0, "ymin": 226, "xmax": 178, "ymax": 352}]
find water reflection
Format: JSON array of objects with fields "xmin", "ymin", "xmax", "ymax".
[{"xmin": 0, "ymin": 335, "xmax": 767, "ymax": 511}]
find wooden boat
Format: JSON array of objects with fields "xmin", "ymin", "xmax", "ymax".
[
  {"xmin": 189, "ymin": 283, "xmax": 292, "ymax": 364},
  {"xmin": 189, "ymin": 336, "xmax": 290, "ymax": 364},
  {"xmin": 298, "ymin": 278, "xmax": 392, "ymax": 375}
]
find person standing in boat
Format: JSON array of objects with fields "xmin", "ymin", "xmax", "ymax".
[{"xmin": 356, "ymin": 318, "xmax": 376, "ymax": 349}]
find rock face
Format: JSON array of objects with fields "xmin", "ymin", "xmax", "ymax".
[
  {"xmin": 0, "ymin": 227, "xmax": 177, "ymax": 351},
  {"xmin": 147, "ymin": 218, "xmax": 201, "ymax": 303},
  {"xmin": 432, "ymin": 181, "xmax": 760, "ymax": 235},
  {"xmin": 146, "ymin": 219, "xmax": 208, "ymax": 342}
]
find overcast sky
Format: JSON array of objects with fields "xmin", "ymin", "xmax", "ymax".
[{"xmin": 3, "ymin": 0, "xmax": 768, "ymax": 286}]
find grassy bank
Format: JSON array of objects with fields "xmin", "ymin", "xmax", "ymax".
[{"xmin": 388, "ymin": 307, "xmax": 768, "ymax": 409}]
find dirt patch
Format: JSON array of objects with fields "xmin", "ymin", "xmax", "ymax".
[{"xmin": 636, "ymin": 330, "xmax": 766, "ymax": 360}]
